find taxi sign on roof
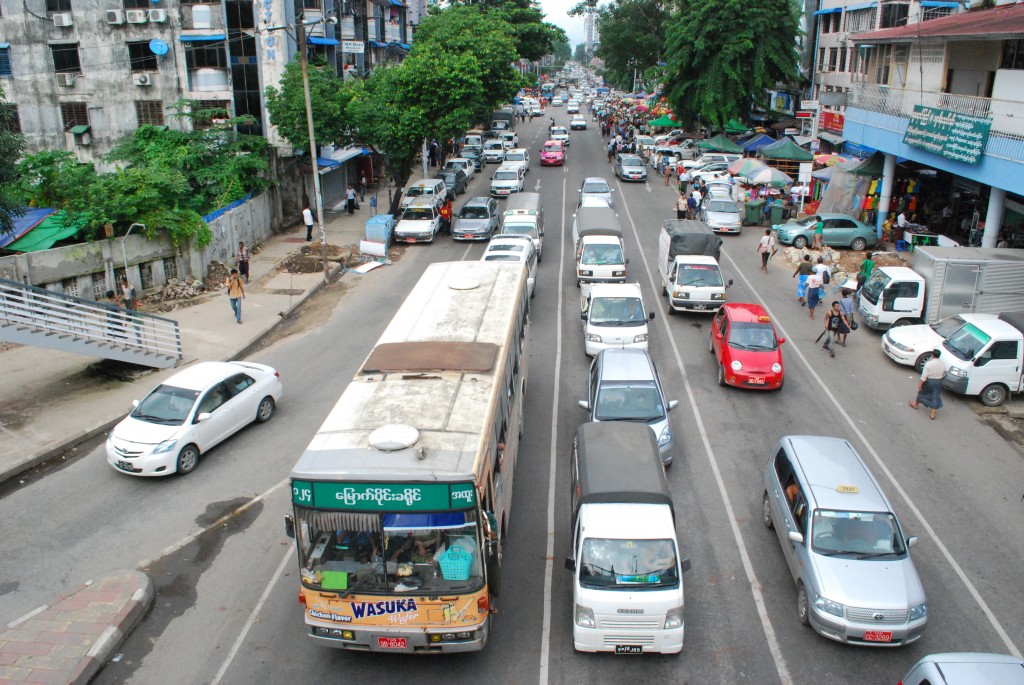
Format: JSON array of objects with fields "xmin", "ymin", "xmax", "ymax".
[{"xmin": 836, "ymin": 484, "xmax": 859, "ymax": 494}]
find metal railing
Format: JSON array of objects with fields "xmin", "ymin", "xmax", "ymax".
[{"xmin": 0, "ymin": 277, "xmax": 182, "ymax": 366}]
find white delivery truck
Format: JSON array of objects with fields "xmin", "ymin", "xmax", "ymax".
[
  {"xmin": 657, "ymin": 220, "xmax": 731, "ymax": 313},
  {"xmin": 566, "ymin": 422, "xmax": 690, "ymax": 654},
  {"xmin": 575, "ymin": 207, "xmax": 627, "ymax": 286},
  {"xmin": 858, "ymin": 247, "xmax": 1024, "ymax": 331},
  {"xmin": 580, "ymin": 282, "xmax": 655, "ymax": 356},
  {"xmin": 940, "ymin": 310, "xmax": 1024, "ymax": 406}
]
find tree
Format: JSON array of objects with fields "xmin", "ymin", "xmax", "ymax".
[
  {"xmin": 264, "ymin": 57, "xmax": 356, "ymax": 152},
  {"xmin": 0, "ymin": 85, "xmax": 25, "ymax": 236},
  {"xmin": 573, "ymin": 42, "xmax": 588, "ymax": 63},
  {"xmin": 662, "ymin": 0, "xmax": 800, "ymax": 128},
  {"xmin": 443, "ymin": 0, "xmax": 566, "ymax": 65},
  {"xmin": 570, "ymin": 0, "xmax": 667, "ymax": 90},
  {"xmin": 552, "ymin": 36, "xmax": 572, "ymax": 65}
]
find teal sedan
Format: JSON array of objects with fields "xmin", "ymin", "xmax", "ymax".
[{"xmin": 773, "ymin": 213, "xmax": 878, "ymax": 251}]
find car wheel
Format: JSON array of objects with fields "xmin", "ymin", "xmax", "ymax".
[
  {"xmin": 708, "ymin": 334, "xmax": 714, "ymax": 353},
  {"xmin": 797, "ymin": 585, "xmax": 810, "ymax": 626},
  {"xmin": 981, "ymin": 383, "xmax": 1008, "ymax": 407},
  {"xmin": 538, "ymin": 250, "xmax": 543, "ymax": 263},
  {"xmin": 717, "ymin": 363, "xmax": 726, "ymax": 387},
  {"xmin": 793, "ymin": 236, "xmax": 808, "ymax": 249},
  {"xmin": 914, "ymin": 352, "xmax": 934, "ymax": 375},
  {"xmin": 256, "ymin": 396, "xmax": 275, "ymax": 423},
  {"xmin": 176, "ymin": 444, "xmax": 200, "ymax": 475},
  {"xmin": 850, "ymin": 237, "xmax": 868, "ymax": 251},
  {"xmin": 762, "ymin": 492, "xmax": 774, "ymax": 529}
]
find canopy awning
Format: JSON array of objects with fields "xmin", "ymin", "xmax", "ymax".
[
  {"xmin": 0, "ymin": 208, "xmax": 57, "ymax": 250},
  {"xmin": 6, "ymin": 211, "xmax": 85, "ymax": 252},
  {"xmin": 695, "ymin": 133, "xmax": 743, "ymax": 153},
  {"xmin": 921, "ymin": 1, "xmax": 960, "ymax": 7},
  {"xmin": 178, "ymin": 34, "xmax": 226, "ymax": 42},
  {"xmin": 759, "ymin": 136, "xmax": 814, "ymax": 161},
  {"xmin": 814, "ymin": 7, "xmax": 842, "ymax": 15},
  {"xmin": 723, "ymin": 118, "xmax": 748, "ymax": 135},
  {"xmin": 846, "ymin": 2, "xmax": 877, "ymax": 10},
  {"xmin": 369, "ymin": 41, "xmax": 387, "ymax": 47},
  {"xmin": 69, "ymin": 125, "xmax": 91, "ymax": 135},
  {"xmin": 742, "ymin": 132, "xmax": 777, "ymax": 152},
  {"xmin": 308, "ymin": 37, "xmax": 340, "ymax": 46},
  {"xmin": 648, "ymin": 114, "xmax": 677, "ymax": 128},
  {"xmin": 819, "ymin": 132, "xmax": 846, "ymax": 145}
]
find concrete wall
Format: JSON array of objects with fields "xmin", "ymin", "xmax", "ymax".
[{"xmin": 0, "ymin": 192, "xmax": 273, "ymax": 298}]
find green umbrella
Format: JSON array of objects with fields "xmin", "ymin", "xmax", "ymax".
[
  {"xmin": 695, "ymin": 134, "xmax": 743, "ymax": 153},
  {"xmin": 648, "ymin": 114, "xmax": 678, "ymax": 128}
]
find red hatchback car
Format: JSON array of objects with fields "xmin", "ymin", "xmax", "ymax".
[
  {"xmin": 709, "ymin": 303, "xmax": 785, "ymax": 390},
  {"xmin": 540, "ymin": 140, "xmax": 566, "ymax": 166}
]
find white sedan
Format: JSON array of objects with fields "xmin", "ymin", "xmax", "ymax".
[
  {"xmin": 106, "ymin": 361, "xmax": 283, "ymax": 477},
  {"xmin": 481, "ymin": 236, "xmax": 537, "ymax": 298},
  {"xmin": 570, "ymin": 116, "xmax": 587, "ymax": 130}
]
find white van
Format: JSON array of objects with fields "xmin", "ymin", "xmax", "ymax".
[
  {"xmin": 501, "ymin": 192, "xmax": 545, "ymax": 261},
  {"xmin": 580, "ymin": 282, "xmax": 654, "ymax": 356},
  {"xmin": 394, "ymin": 195, "xmax": 445, "ymax": 244},
  {"xmin": 400, "ymin": 178, "xmax": 446, "ymax": 209}
]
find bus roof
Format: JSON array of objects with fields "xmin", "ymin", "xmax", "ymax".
[{"xmin": 291, "ymin": 261, "xmax": 527, "ymax": 485}]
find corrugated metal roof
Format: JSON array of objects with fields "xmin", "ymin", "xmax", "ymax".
[{"xmin": 853, "ymin": 3, "xmax": 1024, "ymax": 43}]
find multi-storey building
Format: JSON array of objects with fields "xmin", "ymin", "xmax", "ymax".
[{"xmin": 583, "ymin": 11, "xmax": 598, "ymax": 56}]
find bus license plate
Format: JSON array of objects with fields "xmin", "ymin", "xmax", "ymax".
[
  {"xmin": 863, "ymin": 631, "xmax": 892, "ymax": 643},
  {"xmin": 377, "ymin": 637, "xmax": 408, "ymax": 650},
  {"xmin": 615, "ymin": 645, "xmax": 642, "ymax": 654}
]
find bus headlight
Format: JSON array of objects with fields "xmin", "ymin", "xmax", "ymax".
[
  {"xmin": 664, "ymin": 606, "xmax": 683, "ymax": 629},
  {"xmin": 575, "ymin": 604, "xmax": 595, "ymax": 628}
]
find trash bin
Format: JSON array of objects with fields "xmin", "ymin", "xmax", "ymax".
[
  {"xmin": 745, "ymin": 199, "xmax": 765, "ymax": 225},
  {"xmin": 770, "ymin": 202, "xmax": 786, "ymax": 227}
]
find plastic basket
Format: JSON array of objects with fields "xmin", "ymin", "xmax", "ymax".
[{"xmin": 439, "ymin": 545, "xmax": 472, "ymax": 581}]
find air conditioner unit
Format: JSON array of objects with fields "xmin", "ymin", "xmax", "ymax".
[
  {"xmin": 125, "ymin": 9, "xmax": 148, "ymax": 23},
  {"xmin": 56, "ymin": 73, "xmax": 76, "ymax": 87},
  {"xmin": 106, "ymin": 9, "xmax": 125, "ymax": 24},
  {"xmin": 134, "ymin": 73, "xmax": 152, "ymax": 86},
  {"xmin": 52, "ymin": 12, "xmax": 74, "ymax": 27},
  {"xmin": 148, "ymin": 8, "xmax": 167, "ymax": 22}
]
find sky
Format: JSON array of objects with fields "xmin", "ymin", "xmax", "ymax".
[{"xmin": 540, "ymin": 0, "xmax": 585, "ymax": 47}]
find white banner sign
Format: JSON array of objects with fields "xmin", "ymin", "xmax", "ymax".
[{"xmin": 342, "ymin": 40, "xmax": 364, "ymax": 54}]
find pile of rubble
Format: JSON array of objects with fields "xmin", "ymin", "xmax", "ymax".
[
  {"xmin": 203, "ymin": 260, "xmax": 232, "ymax": 289},
  {"xmin": 144, "ymin": 277, "xmax": 208, "ymax": 304},
  {"xmin": 281, "ymin": 243, "xmax": 357, "ymax": 273}
]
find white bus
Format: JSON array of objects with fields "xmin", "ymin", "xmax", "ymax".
[{"xmin": 287, "ymin": 260, "xmax": 530, "ymax": 653}]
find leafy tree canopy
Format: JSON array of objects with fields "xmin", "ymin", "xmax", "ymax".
[
  {"xmin": 264, "ymin": 58, "xmax": 356, "ymax": 152},
  {"xmin": 571, "ymin": 0, "xmax": 667, "ymax": 91},
  {"xmin": 662, "ymin": 0, "xmax": 800, "ymax": 128},
  {"xmin": 0, "ymin": 84, "xmax": 26, "ymax": 235},
  {"xmin": 552, "ymin": 35, "xmax": 572, "ymax": 64}
]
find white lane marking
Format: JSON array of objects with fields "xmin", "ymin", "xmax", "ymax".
[
  {"xmin": 137, "ymin": 477, "xmax": 289, "ymax": 569},
  {"xmin": 460, "ymin": 242, "xmax": 473, "ymax": 261},
  {"xmin": 616, "ymin": 185, "xmax": 794, "ymax": 684},
  {"xmin": 719, "ymin": 247, "xmax": 1023, "ymax": 659},
  {"xmin": 538, "ymin": 176, "xmax": 567, "ymax": 685},
  {"xmin": 209, "ymin": 547, "xmax": 293, "ymax": 685},
  {"xmin": 535, "ymin": 178, "xmax": 542, "ymax": 191}
]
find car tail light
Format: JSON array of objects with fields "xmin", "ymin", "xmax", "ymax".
[
  {"xmin": 477, "ymin": 596, "xmax": 489, "ymax": 613},
  {"xmin": 298, "ymin": 591, "xmax": 307, "ymax": 605},
  {"xmin": 275, "ymin": 371, "xmax": 281, "ymax": 379}
]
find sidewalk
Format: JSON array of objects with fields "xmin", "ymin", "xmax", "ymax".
[{"xmin": 0, "ymin": 196, "xmax": 399, "ymax": 485}]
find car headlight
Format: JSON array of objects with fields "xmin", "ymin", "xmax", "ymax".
[
  {"xmin": 909, "ymin": 603, "xmax": 927, "ymax": 621},
  {"xmin": 886, "ymin": 335, "xmax": 911, "ymax": 352},
  {"xmin": 633, "ymin": 334, "xmax": 648, "ymax": 343},
  {"xmin": 866, "ymin": 313, "xmax": 879, "ymax": 323},
  {"xmin": 947, "ymin": 366, "xmax": 967, "ymax": 378},
  {"xmin": 657, "ymin": 425, "xmax": 672, "ymax": 447},
  {"xmin": 675, "ymin": 291, "xmax": 689, "ymax": 299},
  {"xmin": 579, "ymin": 270, "xmax": 593, "ymax": 277},
  {"xmin": 612, "ymin": 270, "xmax": 626, "ymax": 277},
  {"xmin": 814, "ymin": 593, "xmax": 845, "ymax": 618},
  {"xmin": 730, "ymin": 360, "xmax": 742, "ymax": 371},
  {"xmin": 664, "ymin": 606, "xmax": 683, "ymax": 630},
  {"xmin": 771, "ymin": 362, "xmax": 782, "ymax": 373},
  {"xmin": 153, "ymin": 438, "xmax": 178, "ymax": 454},
  {"xmin": 575, "ymin": 604, "xmax": 595, "ymax": 628},
  {"xmin": 585, "ymin": 333, "xmax": 602, "ymax": 343},
  {"xmin": 711, "ymin": 293, "xmax": 726, "ymax": 300}
]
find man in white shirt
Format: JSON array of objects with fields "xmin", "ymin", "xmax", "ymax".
[
  {"xmin": 303, "ymin": 206, "xmax": 314, "ymax": 241},
  {"xmin": 897, "ymin": 211, "xmax": 908, "ymax": 229}
]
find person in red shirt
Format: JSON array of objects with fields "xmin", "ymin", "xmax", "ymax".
[{"xmin": 440, "ymin": 198, "xmax": 453, "ymax": 237}]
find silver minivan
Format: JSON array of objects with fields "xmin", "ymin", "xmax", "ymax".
[
  {"xmin": 762, "ymin": 436, "xmax": 927, "ymax": 646},
  {"xmin": 578, "ymin": 348, "xmax": 678, "ymax": 465}
]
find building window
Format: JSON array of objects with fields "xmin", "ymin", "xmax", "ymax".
[
  {"xmin": 185, "ymin": 42, "xmax": 227, "ymax": 69},
  {"xmin": 0, "ymin": 104, "xmax": 20, "ymax": 133},
  {"xmin": 60, "ymin": 102, "xmax": 89, "ymax": 129},
  {"xmin": 839, "ymin": 47, "xmax": 847, "ymax": 72},
  {"xmin": 162, "ymin": 257, "xmax": 178, "ymax": 281},
  {"xmin": 128, "ymin": 41, "xmax": 159, "ymax": 72},
  {"xmin": 61, "ymin": 277, "xmax": 79, "ymax": 298},
  {"xmin": 46, "ymin": 0, "xmax": 71, "ymax": 12},
  {"xmin": 135, "ymin": 100, "xmax": 165, "ymax": 126},
  {"xmin": 0, "ymin": 46, "xmax": 11, "ymax": 77},
  {"xmin": 139, "ymin": 261, "xmax": 155, "ymax": 290},
  {"xmin": 846, "ymin": 8, "xmax": 875, "ymax": 33},
  {"xmin": 818, "ymin": 47, "xmax": 826, "ymax": 70},
  {"xmin": 191, "ymin": 99, "xmax": 230, "ymax": 130},
  {"xmin": 50, "ymin": 43, "xmax": 81, "ymax": 73},
  {"xmin": 1002, "ymin": 39, "xmax": 1024, "ymax": 70},
  {"xmin": 91, "ymin": 272, "xmax": 108, "ymax": 300},
  {"xmin": 922, "ymin": 6, "xmax": 952, "ymax": 21},
  {"xmin": 123, "ymin": 0, "xmax": 149, "ymax": 8},
  {"xmin": 304, "ymin": 0, "xmax": 322, "ymax": 8},
  {"xmin": 881, "ymin": 2, "xmax": 908, "ymax": 29}
]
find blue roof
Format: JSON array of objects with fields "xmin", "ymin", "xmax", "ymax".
[
  {"xmin": 369, "ymin": 41, "xmax": 387, "ymax": 47},
  {"xmin": 316, "ymin": 157, "xmax": 341, "ymax": 169},
  {"xmin": 178, "ymin": 34, "xmax": 226, "ymax": 42},
  {"xmin": 921, "ymin": 0, "xmax": 959, "ymax": 6},
  {"xmin": 1, "ymin": 208, "xmax": 57, "ymax": 250},
  {"xmin": 813, "ymin": 7, "xmax": 842, "ymax": 14},
  {"xmin": 742, "ymin": 133, "xmax": 778, "ymax": 152},
  {"xmin": 308, "ymin": 37, "xmax": 340, "ymax": 46}
]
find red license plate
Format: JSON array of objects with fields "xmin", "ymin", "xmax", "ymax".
[
  {"xmin": 863, "ymin": 631, "xmax": 892, "ymax": 643},
  {"xmin": 462, "ymin": 234, "xmax": 474, "ymax": 239},
  {"xmin": 377, "ymin": 637, "xmax": 408, "ymax": 649},
  {"xmin": 403, "ymin": 238, "xmax": 416, "ymax": 244},
  {"xmin": 749, "ymin": 377, "xmax": 766, "ymax": 385}
]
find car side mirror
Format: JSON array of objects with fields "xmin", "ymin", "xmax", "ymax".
[
  {"xmin": 577, "ymin": 400, "xmax": 590, "ymax": 410},
  {"xmin": 196, "ymin": 412, "xmax": 212, "ymax": 422},
  {"xmin": 564, "ymin": 557, "xmax": 576, "ymax": 571},
  {"xmin": 667, "ymin": 400, "xmax": 679, "ymax": 411},
  {"xmin": 132, "ymin": 399, "xmax": 140, "ymax": 408},
  {"xmin": 778, "ymin": 337, "xmax": 786, "ymax": 344},
  {"xmin": 788, "ymin": 530, "xmax": 804, "ymax": 544},
  {"xmin": 648, "ymin": 312, "xmax": 655, "ymax": 321},
  {"xmin": 680, "ymin": 558, "xmax": 691, "ymax": 573},
  {"xmin": 284, "ymin": 515, "xmax": 295, "ymax": 539},
  {"xmin": 727, "ymin": 279, "xmax": 734, "ymax": 287},
  {"xmin": 625, "ymin": 258, "xmax": 630, "ymax": 264},
  {"xmin": 907, "ymin": 536, "xmax": 918, "ymax": 548},
  {"xmin": 539, "ymin": 230, "xmax": 545, "ymax": 236},
  {"xmin": 581, "ymin": 311, "xmax": 588, "ymax": 320}
]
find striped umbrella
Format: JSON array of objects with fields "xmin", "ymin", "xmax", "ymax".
[
  {"xmin": 727, "ymin": 157, "xmax": 768, "ymax": 177},
  {"xmin": 743, "ymin": 166, "xmax": 793, "ymax": 188}
]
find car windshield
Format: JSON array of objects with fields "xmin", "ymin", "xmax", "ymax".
[
  {"xmin": 402, "ymin": 208, "xmax": 433, "ymax": 220},
  {"xmin": 295, "ymin": 510, "xmax": 484, "ymax": 595},
  {"xmin": 483, "ymin": 255, "xmax": 521, "ymax": 262},
  {"xmin": 579, "ymin": 538, "xmax": 679, "ymax": 590},
  {"xmin": 494, "ymin": 170, "xmax": 519, "ymax": 180},
  {"xmin": 552, "ymin": 128, "xmax": 568, "ymax": 135},
  {"xmin": 706, "ymin": 199, "xmax": 738, "ymax": 213},
  {"xmin": 505, "ymin": 153, "xmax": 524, "ymax": 161},
  {"xmin": 583, "ymin": 181, "xmax": 610, "ymax": 194},
  {"xmin": 594, "ymin": 382, "xmax": 664, "ymax": 421},
  {"xmin": 543, "ymin": 144, "xmax": 562, "ymax": 153},
  {"xmin": 589, "ymin": 297, "xmax": 646, "ymax": 326},
  {"xmin": 502, "ymin": 222, "xmax": 535, "ymax": 235},
  {"xmin": 485, "ymin": 142, "xmax": 503, "ymax": 150},
  {"xmin": 859, "ymin": 269, "xmax": 891, "ymax": 305},
  {"xmin": 464, "ymin": 150, "xmax": 480, "ymax": 159},
  {"xmin": 581, "ymin": 243, "xmax": 623, "ymax": 265},
  {"xmin": 132, "ymin": 384, "xmax": 199, "ymax": 425},
  {"xmin": 930, "ymin": 315, "xmax": 967, "ymax": 338},
  {"xmin": 728, "ymin": 322, "xmax": 778, "ymax": 350},
  {"xmin": 406, "ymin": 186, "xmax": 426, "ymax": 197},
  {"xmin": 677, "ymin": 264, "xmax": 723, "ymax": 287},
  {"xmin": 488, "ymin": 243, "xmax": 524, "ymax": 253},
  {"xmin": 791, "ymin": 215, "xmax": 818, "ymax": 228},
  {"xmin": 461, "ymin": 206, "xmax": 490, "ymax": 219},
  {"xmin": 811, "ymin": 510, "xmax": 906, "ymax": 558},
  {"xmin": 944, "ymin": 322, "xmax": 991, "ymax": 361},
  {"xmin": 620, "ymin": 157, "xmax": 642, "ymax": 166}
]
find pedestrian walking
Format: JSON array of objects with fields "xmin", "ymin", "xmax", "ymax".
[
  {"xmin": 359, "ymin": 174, "xmax": 367, "ymax": 202},
  {"xmin": 663, "ymin": 161, "xmax": 672, "ymax": 186},
  {"xmin": 806, "ymin": 271, "xmax": 823, "ymax": 319},
  {"xmin": 909, "ymin": 349, "xmax": 945, "ymax": 420},
  {"xmin": 226, "ymin": 268, "xmax": 245, "ymax": 324},
  {"xmin": 822, "ymin": 302, "xmax": 851, "ymax": 356},
  {"xmin": 236, "ymin": 241, "xmax": 251, "ymax": 283},
  {"xmin": 838, "ymin": 289, "xmax": 856, "ymax": 343},
  {"xmin": 675, "ymin": 194, "xmax": 687, "ymax": 220},
  {"xmin": 686, "ymin": 193, "xmax": 697, "ymax": 220},
  {"xmin": 813, "ymin": 256, "xmax": 830, "ymax": 300},
  {"xmin": 813, "ymin": 215, "xmax": 824, "ymax": 250},
  {"xmin": 303, "ymin": 205, "xmax": 315, "ymax": 241},
  {"xmin": 756, "ymin": 229, "xmax": 776, "ymax": 273},
  {"xmin": 118, "ymin": 277, "xmax": 137, "ymax": 311},
  {"xmin": 105, "ymin": 289, "xmax": 127, "ymax": 343},
  {"xmin": 440, "ymin": 197, "xmax": 453, "ymax": 236},
  {"xmin": 346, "ymin": 184, "xmax": 357, "ymax": 214},
  {"xmin": 793, "ymin": 254, "xmax": 813, "ymax": 304}
]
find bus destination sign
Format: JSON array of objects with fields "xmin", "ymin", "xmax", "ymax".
[{"xmin": 291, "ymin": 481, "xmax": 476, "ymax": 511}]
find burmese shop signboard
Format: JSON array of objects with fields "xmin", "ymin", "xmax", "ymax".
[{"xmin": 903, "ymin": 105, "xmax": 991, "ymax": 165}]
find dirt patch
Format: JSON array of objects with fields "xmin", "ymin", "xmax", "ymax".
[{"xmin": 774, "ymin": 246, "xmax": 909, "ymax": 288}]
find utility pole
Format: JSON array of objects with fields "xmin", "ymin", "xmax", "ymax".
[{"xmin": 296, "ymin": 13, "xmax": 329, "ymax": 282}]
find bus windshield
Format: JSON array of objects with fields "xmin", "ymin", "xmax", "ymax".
[
  {"xmin": 297, "ymin": 509, "xmax": 484, "ymax": 596},
  {"xmin": 579, "ymin": 538, "xmax": 679, "ymax": 590}
]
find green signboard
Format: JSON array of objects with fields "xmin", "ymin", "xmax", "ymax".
[
  {"xmin": 903, "ymin": 105, "xmax": 992, "ymax": 165},
  {"xmin": 291, "ymin": 480, "xmax": 476, "ymax": 511}
]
